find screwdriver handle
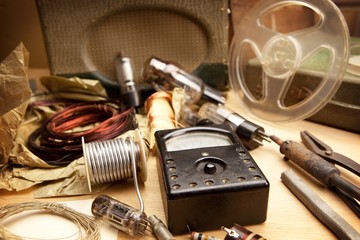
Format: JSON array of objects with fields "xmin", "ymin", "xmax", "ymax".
[{"xmin": 279, "ymin": 140, "xmax": 340, "ymax": 187}]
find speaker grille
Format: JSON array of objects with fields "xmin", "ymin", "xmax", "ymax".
[{"xmin": 37, "ymin": 0, "xmax": 229, "ymax": 81}]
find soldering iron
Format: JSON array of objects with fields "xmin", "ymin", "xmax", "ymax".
[{"xmin": 270, "ymin": 135, "xmax": 360, "ymax": 202}]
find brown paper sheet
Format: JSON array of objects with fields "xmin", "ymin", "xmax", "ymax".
[
  {"xmin": 0, "ymin": 43, "xmax": 31, "ymax": 164},
  {"xmin": 0, "ymin": 45, "xmax": 179, "ymax": 197}
]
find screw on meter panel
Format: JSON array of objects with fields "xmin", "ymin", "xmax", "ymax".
[{"xmin": 154, "ymin": 124, "xmax": 270, "ymax": 235}]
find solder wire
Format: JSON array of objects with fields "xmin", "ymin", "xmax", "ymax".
[
  {"xmin": 82, "ymin": 131, "xmax": 146, "ymax": 212},
  {"xmin": 85, "ymin": 138, "xmax": 136, "ymax": 184},
  {"xmin": 129, "ymin": 138, "xmax": 145, "ymax": 212}
]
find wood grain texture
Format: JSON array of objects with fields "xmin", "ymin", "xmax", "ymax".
[{"xmin": 1, "ymin": 72, "xmax": 359, "ymax": 240}]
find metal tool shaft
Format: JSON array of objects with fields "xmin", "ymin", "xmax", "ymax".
[{"xmin": 281, "ymin": 170, "xmax": 360, "ymax": 240}]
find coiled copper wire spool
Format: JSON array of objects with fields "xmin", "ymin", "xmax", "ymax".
[{"xmin": 27, "ymin": 101, "xmax": 136, "ymax": 165}]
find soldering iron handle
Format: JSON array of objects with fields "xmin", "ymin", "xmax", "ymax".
[
  {"xmin": 279, "ymin": 140, "xmax": 360, "ymax": 202},
  {"xmin": 279, "ymin": 140, "xmax": 340, "ymax": 186}
]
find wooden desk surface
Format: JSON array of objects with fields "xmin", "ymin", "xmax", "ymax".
[{"xmin": 1, "ymin": 72, "xmax": 359, "ymax": 239}]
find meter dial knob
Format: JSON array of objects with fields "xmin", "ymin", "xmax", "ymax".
[{"xmin": 204, "ymin": 162, "xmax": 217, "ymax": 174}]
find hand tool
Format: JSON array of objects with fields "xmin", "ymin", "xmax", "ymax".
[
  {"xmin": 300, "ymin": 130, "xmax": 360, "ymax": 177},
  {"xmin": 270, "ymin": 135, "xmax": 360, "ymax": 203},
  {"xmin": 281, "ymin": 170, "xmax": 360, "ymax": 240},
  {"xmin": 300, "ymin": 130, "xmax": 360, "ymax": 217}
]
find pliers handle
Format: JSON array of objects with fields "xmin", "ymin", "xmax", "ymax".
[
  {"xmin": 300, "ymin": 130, "xmax": 360, "ymax": 177},
  {"xmin": 300, "ymin": 130, "xmax": 360, "ymax": 218}
]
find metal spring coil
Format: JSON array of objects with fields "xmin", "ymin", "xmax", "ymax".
[{"xmin": 83, "ymin": 137, "xmax": 141, "ymax": 185}]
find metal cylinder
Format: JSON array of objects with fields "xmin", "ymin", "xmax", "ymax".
[
  {"xmin": 82, "ymin": 130, "xmax": 147, "ymax": 192},
  {"xmin": 148, "ymin": 215, "xmax": 175, "ymax": 240}
]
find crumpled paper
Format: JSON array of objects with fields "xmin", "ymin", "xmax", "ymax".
[
  {"xmin": 0, "ymin": 45, "xmax": 109, "ymax": 196},
  {"xmin": 0, "ymin": 45, "xmax": 180, "ymax": 197},
  {"xmin": 0, "ymin": 53, "xmax": 151, "ymax": 197},
  {"xmin": 0, "ymin": 159, "xmax": 94, "ymax": 196},
  {"xmin": 172, "ymin": 88, "xmax": 186, "ymax": 127},
  {"xmin": 8, "ymin": 75, "xmax": 110, "ymax": 168},
  {"xmin": 0, "ymin": 43, "xmax": 31, "ymax": 164},
  {"xmin": 0, "ymin": 43, "xmax": 31, "ymax": 116},
  {"xmin": 9, "ymin": 75, "xmax": 110, "ymax": 168},
  {"xmin": 40, "ymin": 75, "xmax": 108, "ymax": 101}
]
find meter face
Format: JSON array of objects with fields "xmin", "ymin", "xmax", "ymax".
[
  {"xmin": 154, "ymin": 124, "xmax": 269, "ymax": 234},
  {"xmin": 165, "ymin": 131, "xmax": 233, "ymax": 151}
]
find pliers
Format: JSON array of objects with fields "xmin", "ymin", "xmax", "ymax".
[
  {"xmin": 300, "ymin": 130, "xmax": 360, "ymax": 217},
  {"xmin": 300, "ymin": 131, "xmax": 360, "ymax": 177}
]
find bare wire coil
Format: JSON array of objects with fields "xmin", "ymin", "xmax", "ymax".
[
  {"xmin": 27, "ymin": 101, "xmax": 136, "ymax": 166},
  {"xmin": 82, "ymin": 130, "xmax": 147, "ymax": 211},
  {"xmin": 84, "ymin": 137, "xmax": 139, "ymax": 184},
  {"xmin": 0, "ymin": 201, "xmax": 100, "ymax": 240}
]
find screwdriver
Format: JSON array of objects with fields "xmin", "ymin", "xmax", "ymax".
[
  {"xmin": 281, "ymin": 170, "xmax": 360, "ymax": 240},
  {"xmin": 270, "ymin": 135, "xmax": 360, "ymax": 202}
]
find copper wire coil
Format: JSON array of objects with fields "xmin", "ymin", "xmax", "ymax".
[{"xmin": 27, "ymin": 101, "xmax": 136, "ymax": 166}]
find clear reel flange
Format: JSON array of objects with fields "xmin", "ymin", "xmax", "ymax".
[{"xmin": 229, "ymin": 0, "xmax": 350, "ymax": 122}]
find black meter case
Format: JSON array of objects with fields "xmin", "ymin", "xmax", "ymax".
[{"xmin": 155, "ymin": 124, "xmax": 269, "ymax": 235}]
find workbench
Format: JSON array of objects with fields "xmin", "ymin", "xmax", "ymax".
[{"xmin": 0, "ymin": 69, "xmax": 359, "ymax": 240}]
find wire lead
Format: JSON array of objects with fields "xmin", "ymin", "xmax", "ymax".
[
  {"xmin": 258, "ymin": 130, "xmax": 271, "ymax": 142},
  {"xmin": 252, "ymin": 138, "xmax": 264, "ymax": 146}
]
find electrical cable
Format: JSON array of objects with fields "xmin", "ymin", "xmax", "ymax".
[
  {"xmin": 129, "ymin": 137, "xmax": 145, "ymax": 212},
  {"xmin": 27, "ymin": 101, "xmax": 137, "ymax": 166},
  {"xmin": 0, "ymin": 201, "xmax": 100, "ymax": 240}
]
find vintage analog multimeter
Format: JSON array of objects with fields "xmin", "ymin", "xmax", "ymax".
[{"xmin": 155, "ymin": 124, "xmax": 269, "ymax": 235}]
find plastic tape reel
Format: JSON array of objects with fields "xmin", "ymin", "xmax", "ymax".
[{"xmin": 229, "ymin": 0, "xmax": 350, "ymax": 122}]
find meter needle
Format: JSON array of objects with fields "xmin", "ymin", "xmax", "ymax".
[{"xmin": 270, "ymin": 135, "xmax": 360, "ymax": 202}]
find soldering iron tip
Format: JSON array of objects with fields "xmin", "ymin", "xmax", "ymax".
[{"xmin": 270, "ymin": 135, "xmax": 284, "ymax": 146}]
